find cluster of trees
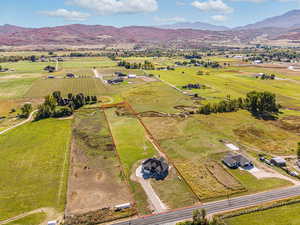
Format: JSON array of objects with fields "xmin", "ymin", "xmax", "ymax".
[
  {"xmin": 20, "ymin": 104, "xmax": 33, "ymax": 118},
  {"xmin": 118, "ymin": 60, "xmax": 155, "ymax": 70},
  {"xmin": 198, "ymin": 91, "xmax": 280, "ymax": 119},
  {"xmin": 35, "ymin": 91, "xmax": 97, "ymax": 120},
  {"xmin": 198, "ymin": 96, "xmax": 244, "ymax": 115},
  {"xmin": 182, "ymin": 84, "xmax": 205, "ymax": 90},
  {"xmin": 0, "ymin": 55, "xmax": 26, "ymax": 63},
  {"xmin": 177, "ymin": 209, "xmax": 225, "ymax": 225},
  {"xmin": 44, "ymin": 65, "xmax": 56, "ymax": 73},
  {"xmin": 184, "ymin": 54, "xmax": 202, "ymax": 59},
  {"xmin": 175, "ymin": 60, "xmax": 220, "ymax": 68},
  {"xmin": 256, "ymin": 74, "xmax": 276, "ymax": 80},
  {"xmin": 244, "ymin": 51, "xmax": 300, "ymax": 63}
]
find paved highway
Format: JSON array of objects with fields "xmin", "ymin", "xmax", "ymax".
[{"xmin": 113, "ymin": 185, "xmax": 300, "ymax": 225}]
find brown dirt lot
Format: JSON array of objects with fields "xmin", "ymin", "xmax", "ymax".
[{"xmin": 66, "ymin": 109, "xmax": 132, "ymax": 215}]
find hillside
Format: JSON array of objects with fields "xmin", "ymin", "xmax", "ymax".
[
  {"xmin": 157, "ymin": 22, "xmax": 229, "ymax": 31},
  {"xmin": 238, "ymin": 10, "xmax": 300, "ymax": 30}
]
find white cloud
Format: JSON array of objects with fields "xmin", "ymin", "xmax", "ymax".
[
  {"xmin": 40, "ymin": 9, "xmax": 90, "ymax": 21},
  {"xmin": 192, "ymin": 0, "xmax": 234, "ymax": 13},
  {"xmin": 229, "ymin": 0, "xmax": 265, "ymax": 2},
  {"xmin": 154, "ymin": 16, "xmax": 187, "ymax": 24},
  {"xmin": 211, "ymin": 14, "xmax": 227, "ymax": 21},
  {"xmin": 69, "ymin": 0, "xmax": 158, "ymax": 15}
]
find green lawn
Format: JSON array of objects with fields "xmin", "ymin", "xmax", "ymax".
[
  {"xmin": 0, "ymin": 119, "xmax": 72, "ymax": 220},
  {"xmin": 225, "ymin": 202, "xmax": 300, "ymax": 225}
]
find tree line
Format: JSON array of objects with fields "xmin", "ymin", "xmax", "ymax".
[
  {"xmin": 198, "ymin": 91, "xmax": 280, "ymax": 119},
  {"xmin": 34, "ymin": 91, "xmax": 97, "ymax": 121},
  {"xmin": 118, "ymin": 60, "xmax": 155, "ymax": 70}
]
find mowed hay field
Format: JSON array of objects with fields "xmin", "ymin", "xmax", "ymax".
[
  {"xmin": 0, "ymin": 78, "xmax": 37, "ymax": 99},
  {"xmin": 122, "ymin": 81, "xmax": 193, "ymax": 113},
  {"xmin": 225, "ymin": 202, "xmax": 300, "ymax": 225},
  {"xmin": 66, "ymin": 108, "xmax": 132, "ymax": 215},
  {"xmin": 0, "ymin": 119, "xmax": 72, "ymax": 221},
  {"xmin": 25, "ymin": 78, "xmax": 109, "ymax": 98}
]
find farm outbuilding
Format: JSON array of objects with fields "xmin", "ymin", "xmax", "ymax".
[
  {"xmin": 142, "ymin": 157, "xmax": 169, "ymax": 180},
  {"xmin": 223, "ymin": 154, "xmax": 252, "ymax": 169},
  {"xmin": 270, "ymin": 157, "xmax": 286, "ymax": 167}
]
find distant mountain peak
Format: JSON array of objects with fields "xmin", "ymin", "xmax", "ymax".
[
  {"xmin": 238, "ymin": 9, "xmax": 300, "ymax": 30},
  {"xmin": 156, "ymin": 21, "xmax": 229, "ymax": 31}
]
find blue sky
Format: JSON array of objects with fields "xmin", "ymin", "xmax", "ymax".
[{"xmin": 1, "ymin": 0, "xmax": 300, "ymax": 28}]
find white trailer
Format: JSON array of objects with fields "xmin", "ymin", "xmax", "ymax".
[{"xmin": 114, "ymin": 203, "xmax": 131, "ymax": 211}]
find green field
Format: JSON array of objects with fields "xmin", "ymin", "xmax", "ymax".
[
  {"xmin": 6, "ymin": 213, "xmax": 46, "ymax": 225},
  {"xmin": 0, "ymin": 78, "xmax": 37, "ymax": 99},
  {"xmin": 151, "ymin": 67, "xmax": 300, "ymax": 108},
  {"xmin": 142, "ymin": 110, "xmax": 294, "ymax": 200},
  {"xmin": 25, "ymin": 78, "xmax": 109, "ymax": 98},
  {"xmin": 0, "ymin": 119, "xmax": 72, "ymax": 220},
  {"xmin": 225, "ymin": 202, "xmax": 300, "ymax": 225},
  {"xmin": 122, "ymin": 81, "xmax": 193, "ymax": 113}
]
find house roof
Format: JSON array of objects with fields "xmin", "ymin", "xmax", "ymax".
[
  {"xmin": 271, "ymin": 157, "xmax": 286, "ymax": 164},
  {"xmin": 142, "ymin": 157, "xmax": 168, "ymax": 174},
  {"xmin": 223, "ymin": 154, "xmax": 252, "ymax": 167}
]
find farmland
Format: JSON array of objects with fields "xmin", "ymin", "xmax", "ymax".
[
  {"xmin": 225, "ymin": 202, "xmax": 300, "ymax": 225},
  {"xmin": 1, "ymin": 53, "xmax": 300, "ymax": 225},
  {"xmin": 66, "ymin": 108, "xmax": 132, "ymax": 216},
  {"xmin": 25, "ymin": 78, "xmax": 109, "ymax": 98},
  {"xmin": 105, "ymin": 107, "xmax": 197, "ymax": 213},
  {"xmin": 0, "ymin": 118, "xmax": 71, "ymax": 221}
]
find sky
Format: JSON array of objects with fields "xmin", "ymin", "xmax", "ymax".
[{"xmin": 1, "ymin": 0, "xmax": 300, "ymax": 28}]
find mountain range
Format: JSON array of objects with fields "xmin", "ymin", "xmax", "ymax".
[
  {"xmin": 1, "ymin": 9, "xmax": 300, "ymax": 47},
  {"xmin": 157, "ymin": 22, "xmax": 229, "ymax": 31}
]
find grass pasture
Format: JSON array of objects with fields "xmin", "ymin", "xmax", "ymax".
[
  {"xmin": 225, "ymin": 202, "xmax": 300, "ymax": 225},
  {"xmin": 0, "ymin": 118, "xmax": 72, "ymax": 221},
  {"xmin": 122, "ymin": 81, "xmax": 193, "ymax": 113},
  {"xmin": 151, "ymin": 66, "xmax": 300, "ymax": 108},
  {"xmin": 25, "ymin": 78, "xmax": 109, "ymax": 98}
]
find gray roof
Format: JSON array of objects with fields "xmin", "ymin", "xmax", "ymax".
[
  {"xmin": 223, "ymin": 154, "xmax": 252, "ymax": 167},
  {"xmin": 271, "ymin": 157, "xmax": 286, "ymax": 164}
]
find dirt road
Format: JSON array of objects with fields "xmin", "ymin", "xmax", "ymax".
[
  {"xmin": 0, "ymin": 207, "xmax": 61, "ymax": 225},
  {"xmin": 0, "ymin": 110, "xmax": 37, "ymax": 135}
]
